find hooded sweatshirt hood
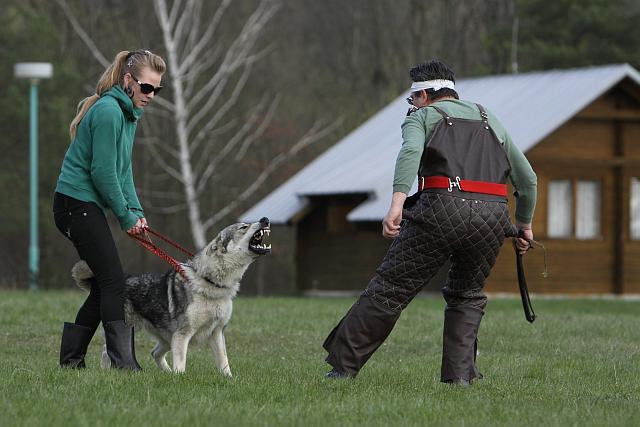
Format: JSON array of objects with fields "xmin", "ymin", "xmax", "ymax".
[{"xmin": 103, "ymin": 85, "xmax": 143, "ymax": 122}]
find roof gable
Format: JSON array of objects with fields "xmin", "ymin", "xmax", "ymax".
[{"xmin": 242, "ymin": 64, "xmax": 640, "ymax": 223}]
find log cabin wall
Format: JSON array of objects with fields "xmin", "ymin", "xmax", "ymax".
[
  {"xmin": 297, "ymin": 194, "xmax": 390, "ymax": 292},
  {"xmin": 488, "ymin": 84, "xmax": 640, "ymax": 294}
]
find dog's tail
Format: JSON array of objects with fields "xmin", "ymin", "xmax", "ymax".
[{"xmin": 71, "ymin": 260, "xmax": 94, "ymax": 292}]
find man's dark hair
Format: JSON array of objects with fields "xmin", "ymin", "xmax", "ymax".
[{"xmin": 409, "ymin": 59, "xmax": 459, "ymax": 100}]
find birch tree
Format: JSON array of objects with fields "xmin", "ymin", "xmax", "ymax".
[
  {"xmin": 149, "ymin": 0, "xmax": 282, "ymax": 248},
  {"xmin": 57, "ymin": 0, "xmax": 338, "ymax": 249}
]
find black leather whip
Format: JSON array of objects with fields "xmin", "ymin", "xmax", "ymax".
[{"xmin": 515, "ymin": 228, "xmax": 545, "ymax": 323}]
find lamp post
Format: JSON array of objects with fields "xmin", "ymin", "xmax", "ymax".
[{"xmin": 14, "ymin": 62, "xmax": 53, "ymax": 291}]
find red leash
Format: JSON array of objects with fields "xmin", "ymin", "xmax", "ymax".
[
  {"xmin": 128, "ymin": 227, "xmax": 194, "ymax": 279},
  {"xmin": 143, "ymin": 227, "xmax": 194, "ymax": 258}
]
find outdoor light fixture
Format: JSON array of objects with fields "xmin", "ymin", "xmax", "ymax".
[{"xmin": 14, "ymin": 62, "xmax": 53, "ymax": 290}]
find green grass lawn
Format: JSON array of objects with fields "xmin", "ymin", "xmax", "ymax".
[{"xmin": 1, "ymin": 291, "xmax": 638, "ymax": 427}]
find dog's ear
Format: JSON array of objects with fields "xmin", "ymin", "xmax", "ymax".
[
  {"xmin": 207, "ymin": 232, "xmax": 232, "ymax": 255},
  {"xmin": 220, "ymin": 232, "xmax": 233, "ymax": 253},
  {"xmin": 206, "ymin": 236, "xmax": 220, "ymax": 256}
]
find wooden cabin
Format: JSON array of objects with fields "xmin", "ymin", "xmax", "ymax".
[{"xmin": 242, "ymin": 64, "xmax": 640, "ymax": 295}]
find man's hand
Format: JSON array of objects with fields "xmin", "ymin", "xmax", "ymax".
[
  {"xmin": 514, "ymin": 223, "xmax": 533, "ymax": 255},
  {"xmin": 382, "ymin": 192, "xmax": 408, "ymax": 239},
  {"xmin": 383, "ymin": 206, "xmax": 402, "ymax": 239},
  {"xmin": 127, "ymin": 217, "xmax": 148, "ymax": 235}
]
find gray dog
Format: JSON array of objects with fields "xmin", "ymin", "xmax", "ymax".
[{"xmin": 71, "ymin": 217, "xmax": 271, "ymax": 375}]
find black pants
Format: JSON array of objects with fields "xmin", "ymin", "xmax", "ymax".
[
  {"xmin": 53, "ymin": 192, "xmax": 125, "ymax": 333},
  {"xmin": 324, "ymin": 192, "xmax": 516, "ymax": 380}
]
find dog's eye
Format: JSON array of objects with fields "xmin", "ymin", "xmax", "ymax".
[{"xmin": 240, "ymin": 224, "xmax": 249, "ymax": 230}]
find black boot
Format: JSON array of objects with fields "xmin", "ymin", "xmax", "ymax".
[
  {"xmin": 60, "ymin": 322, "xmax": 94, "ymax": 368},
  {"xmin": 103, "ymin": 320, "xmax": 142, "ymax": 371},
  {"xmin": 440, "ymin": 304, "xmax": 484, "ymax": 383},
  {"xmin": 324, "ymin": 368, "xmax": 354, "ymax": 379}
]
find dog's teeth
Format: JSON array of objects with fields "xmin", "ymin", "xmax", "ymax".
[
  {"xmin": 265, "ymin": 229, "xmax": 270, "ymax": 236},
  {"xmin": 259, "ymin": 230, "xmax": 264, "ymax": 237},
  {"xmin": 266, "ymin": 244, "xmax": 271, "ymax": 249}
]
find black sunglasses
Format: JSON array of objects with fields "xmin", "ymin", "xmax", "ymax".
[
  {"xmin": 406, "ymin": 90, "xmax": 425, "ymax": 105},
  {"xmin": 130, "ymin": 74, "xmax": 162, "ymax": 95}
]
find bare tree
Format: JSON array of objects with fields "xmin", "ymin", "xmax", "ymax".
[
  {"xmin": 57, "ymin": 0, "xmax": 339, "ymax": 249},
  {"xmin": 149, "ymin": 0, "xmax": 283, "ymax": 248}
]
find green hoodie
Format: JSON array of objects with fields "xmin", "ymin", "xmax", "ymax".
[{"xmin": 55, "ymin": 85, "xmax": 144, "ymax": 230}]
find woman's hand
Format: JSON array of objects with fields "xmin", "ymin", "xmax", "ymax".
[{"xmin": 127, "ymin": 217, "xmax": 148, "ymax": 235}]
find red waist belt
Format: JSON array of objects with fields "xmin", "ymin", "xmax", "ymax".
[{"xmin": 418, "ymin": 176, "xmax": 507, "ymax": 197}]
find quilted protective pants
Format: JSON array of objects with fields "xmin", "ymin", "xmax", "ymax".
[{"xmin": 323, "ymin": 192, "xmax": 516, "ymax": 381}]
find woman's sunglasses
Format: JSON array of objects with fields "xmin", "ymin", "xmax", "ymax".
[{"xmin": 130, "ymin": 74, "xmax": 163, "ymax": 95}]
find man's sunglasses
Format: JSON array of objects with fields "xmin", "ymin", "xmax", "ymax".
[
  {"xmin": 130, "ymin": 74, "xmax": 162, "ymax": 95},
  {"xmin": 405, "ymin": 90, "xmax": 424, "ymax": 105}
]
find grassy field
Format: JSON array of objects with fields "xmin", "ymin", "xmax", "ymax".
[{"xmin": 0, "ymin": 290, "xmax": 638, "ymax": 427}]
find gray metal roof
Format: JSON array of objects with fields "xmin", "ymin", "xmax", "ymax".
[{"xmin": 241, "ymin": 64, "xmax": 640, "ymax": 223}]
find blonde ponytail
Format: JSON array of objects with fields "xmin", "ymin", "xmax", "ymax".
[{"xmin": 69, "ymin": 51, "xmax": 131, "ymax": 140}]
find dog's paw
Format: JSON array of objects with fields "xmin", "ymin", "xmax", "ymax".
[{"xmin": 156, "ymin": 362, "xmax": 172, "ymax": 372}]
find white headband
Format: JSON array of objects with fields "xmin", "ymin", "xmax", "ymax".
[{"xmin": 409, "ymin": 79, "xmax": 455, "ymax": 93}]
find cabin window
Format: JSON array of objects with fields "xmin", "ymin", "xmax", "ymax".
[
  {"xmin": 548, "ymin": 180, "xmax": 572, "ymax": 237},
  {"xmin": 548, "ymin": 179, "xmax": 601, "ymax": 239},
  {"xmin": 631, "ymin": 178, "xmax": 640, "ymax": 240},
  {"xmin": 575, "ymin": 181, "xmax": 601, "ymax": 239}
]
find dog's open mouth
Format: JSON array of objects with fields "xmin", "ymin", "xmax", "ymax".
[{"xmin": 249, "ymin": 227, "xmax": 271, "ymax": 255}]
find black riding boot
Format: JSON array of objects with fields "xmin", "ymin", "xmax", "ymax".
[
  {"xmin": 323, "ymin": 295, "xmax": 401, "ymax": 377},
  {"xmin": 103, "ymin": 320, "xmax": 142, "ymax": 371},
  {"xmin": 60, "ymin": 322, "xmax": 94, "ymax": 368},
  {"xmin": 440, "ymin": 304, "xmax": 484, "ymax": 383}
]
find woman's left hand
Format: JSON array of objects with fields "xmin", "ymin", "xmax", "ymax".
[{"xmin": 128, "ymin": 217, "xmax": 148, "ymax": 235}]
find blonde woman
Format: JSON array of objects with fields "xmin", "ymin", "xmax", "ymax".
[{"xmin": 54, "ymin": 50, "xmax": 165, "ymax": 370}]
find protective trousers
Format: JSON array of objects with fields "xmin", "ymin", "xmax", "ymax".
[{"xmin": 323, "ymin": 192, "xmax": 516, "ymax": 381}]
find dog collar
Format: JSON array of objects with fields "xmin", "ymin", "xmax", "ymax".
[
  {"xmin": 181, "ymin": 265, "xmax": 227, "ymax": 289},
  {"xmin": 202, "ymin": 276, "xmax": 227, "ymax": 289}
]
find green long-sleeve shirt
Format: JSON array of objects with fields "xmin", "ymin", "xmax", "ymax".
[
  {"xmin": 55, "ymin": 86, "xmax": 145, "ymax": 230},
  {"xmin": 394, "ymin": 99, "xmax": 537, "ymax": 224}
]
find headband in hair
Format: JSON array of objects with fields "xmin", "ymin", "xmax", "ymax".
[{"xmin": 409, "ymin": 79, "xmax": 455, "ymax": 93}]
